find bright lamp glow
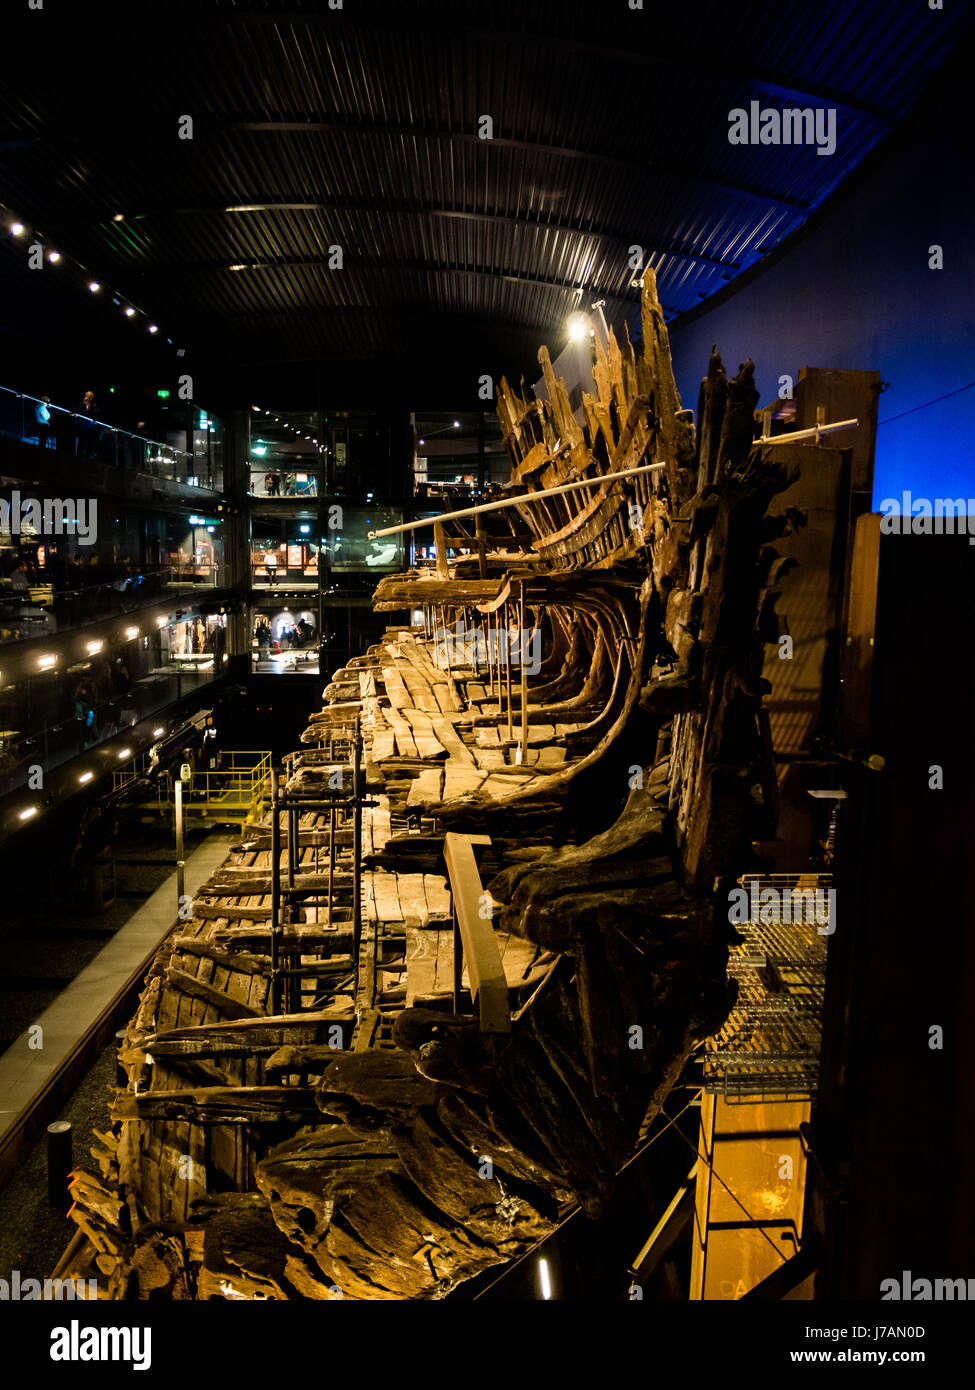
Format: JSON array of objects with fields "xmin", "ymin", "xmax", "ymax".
[
  {"xmin": 124, "ymin": 307, "xmax": 135, "ymax": 317},
  {"xmin": 88, "ymin": 281, "xmax": 100, "ymax": 292},
  {"xmin": 86, "ymin": 640, "xmax": 103, "ymax": 654},
  {"xmin": 79, "ymin": 772, "xmax": 93, "ymax": 784},
  {"xmin": 567, "ymin": 312, "xmax": 590, "ymax": 342},
  {"xmin": 19, "ymin": 807, "xmax": 37, "ymax": 821},
  {"xmin": 538, "ymin": 1258, "xmax": 553, "ymax": 1300},
  {"xmin": 10, "ymin": 222, "xmax": 25, "ymax": 236},
  {"xmin": 148, "ymin": 324, "xmax": 158, "ymax": 334},
  {"xmin": 37, "ymin": 654, "xmax": 56, "ymax": 669},
  {"xmin": 47, "ymin": 250, "xmax": 60, "ymax": 263},
  {"xmin": 125, "ymin": 627, "xmax": 139, "ymax": 639}
]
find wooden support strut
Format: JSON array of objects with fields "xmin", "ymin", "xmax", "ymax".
[{"xmin": 443, "ymin": 832, "xmax": 510, "ymax": 1035}]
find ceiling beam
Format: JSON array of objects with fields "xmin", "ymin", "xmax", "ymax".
[
  {"xmin": 19, "ymin": 113, "xmax": 807, "ymax": 216},
  {"xmin": 218, "ymin": 10, "xmax": 899, "ymax": 125},
  {"xmin": 58, "ymin": 199, "xmax": 762, "ymax": 277}
]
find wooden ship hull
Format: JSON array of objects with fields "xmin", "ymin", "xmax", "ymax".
[{"xmin": 59, "ymin": 272, "xmax": 801, "ymax": 1300}]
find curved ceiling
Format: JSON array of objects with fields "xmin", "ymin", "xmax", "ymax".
[{"xmin": 0, "ymin": 0, "xmax": 969, "ymax": 405}]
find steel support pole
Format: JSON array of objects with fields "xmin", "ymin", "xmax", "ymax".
[
  {"xmin": 519, "ymin": 583, "xmax": 529, "ymax": 764},
  {"xmin": 270, "ymin": 766, "xmax": 281, "ymax": 1015},
  {"xmin": 175, "ymin": 779, "xmax": 185, "ymax": 915},
  {"xmin": 505, "ymin": 606, "xmax": 513, "ymax": 743},
  {"xmin": 367, "ymin": 460, "xmax": 667, "ymax": 538},
  {"xmin": 352, "ymin": 721, "xmax": 362, "ymax": 968}
]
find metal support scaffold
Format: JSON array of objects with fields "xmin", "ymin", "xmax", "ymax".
[{"xmin": 267, "ymin": 719, "xmax": 376, "ymax": 1016}]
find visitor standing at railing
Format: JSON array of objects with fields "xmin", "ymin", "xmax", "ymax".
[
  {"xmin": 35, "ymin": 396, "xmax": 55, "ymax": 449},
  {"xmin": 75, "ymin": 390, "xmax": 101, "ymax": 459}
]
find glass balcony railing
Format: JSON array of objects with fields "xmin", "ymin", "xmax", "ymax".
[
  {"xmin": 0, "ymin": 386, "xmax": 223, "ymax": 490},
  {"xmin": 0, "ymin": 662, "xmax": 221, "ymax": 799},
  {"xmin": 0, "ymin": 565, "xmax": 221, "ymax": 646}
]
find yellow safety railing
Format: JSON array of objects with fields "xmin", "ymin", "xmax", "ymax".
[{"xmin": 113, "ymin": 750, "xmax": 271, "ymax": 824}]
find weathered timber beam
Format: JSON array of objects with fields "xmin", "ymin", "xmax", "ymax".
[
  {"xmin": 145, "ymin": 1012, "xmax": 355, "ymax": 1057},
  {"xmin": 443, "ymin": 832, "xmax": 510, "ymax": 1035},
  {"xmin": 166, "ymin": 968, "xmax": 265, "ymax": 1019},
  {"xmin": 114, "ymin": 1086, "xmax": 322, "ymax": 1125}
]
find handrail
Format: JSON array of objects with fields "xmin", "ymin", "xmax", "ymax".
[
  {"xmin": 0, "ymin": 384, "xmax": 196, "ymax": 466},
  {"xmin": 0, "ymin": 383, "xmax": 225, "ymax": 487},
  {"xmin": 368, "ymin": 461, "xmax": 666, "ymax": 539},
  {"xmin": 443, "ymin": 831, "xmax": 510, "ymax": 1035}
]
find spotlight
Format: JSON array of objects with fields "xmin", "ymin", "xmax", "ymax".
[
  {"xmin": 37, "ymin": 654, "xmax": 56, "ymax": 669},
  {"xmin": 125, "ymin": 626, "xmax": 139, "ymax": 639},
  {"xmin": 117, "ymin": 748, "xmax": 132, "ymax": 759},
  {"xmin": 153, "ymin": 728, "xmax": 164, "ymax": 737},
  {"xmin": 47, "ymin": 250, "xmax": 60, "ymax": 263},
  {"xmin": 88, "ymin": 281, "xmax": 101, "ymax": 292},
  {"xmin": 566, "ymin": 311, "xmax": 590, "ymax": 342},
  {"xmin": 124, "ymin": 307, "xmax": 135, "ymax": 317},
  {"xmin": 79, "ymin": 772, "xmax": 93, "ymax": 784},
  {"xmin": 148, "ymin": 324, "xmax": 158, "ymax": 334},
  {"xmin": 18, "ymin": 807, "xmax": 37, "ymax": 821},
  {"xmin": 453, "ymin": 420, "xmax": 460, "ymax": 428},
  {"xmin": 10, "ymin": 222, "xmax": 25, "ymax": 236},
  {"xmin": 86, "ymin": 640, "xmax": 103, "ymax": 654},
  {"xmin": 112, "ymin": 213, "xmax": 124, "ymax": 222}
]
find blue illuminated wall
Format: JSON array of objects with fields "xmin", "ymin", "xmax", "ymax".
[{"xmin": 668, "ymin": 73, "xmax": 975, "ymax": 507}]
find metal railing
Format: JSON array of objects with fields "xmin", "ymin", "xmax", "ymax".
[
  {"xmin": 114, "ymin": 750, "xmax": 271, "ymax": 821},
  {"xmin": 703, "ymin": 873, "xmax": 829, "ymax": 1101},
  {"xmin": 0, "ymin": 566, "xmax": 221, "ymax": 645},
  {"xmin": 0, "ymin": 385, "xmax": 223, "ymax": 490}
]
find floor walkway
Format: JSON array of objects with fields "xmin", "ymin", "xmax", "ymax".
[{"xmin": 0, "ymin": 833, "xmax": 234, "ymax": 1165}]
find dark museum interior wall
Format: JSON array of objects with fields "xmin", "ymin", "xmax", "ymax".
[{"xmin": 668, "ymin": 45, "xmax": 975, "ymax": 509}]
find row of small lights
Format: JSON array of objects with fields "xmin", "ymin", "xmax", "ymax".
[
  {"xmin": 13, "ymin": 613, "xmax": 185, "ymax": 821},
  {"xmin": 250, "ymin": 405, "xmax": 323, "ymax": 451},
  {"xmin": 5, "ymin": 210, "xmax": 183, "ymax": 351},
  {"xmin": 16, "ymin": 721, "xmax": 167, "ymax": 823}
]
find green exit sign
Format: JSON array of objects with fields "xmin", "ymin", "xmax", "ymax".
[{"xmin": 157, "ymin": 389, "xmax": 170, "ymax": 399}]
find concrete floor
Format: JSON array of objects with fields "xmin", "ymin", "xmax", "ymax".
[
  {"xmin": 0, "ymin": 1040, "xmax": 117, "ymax": 1282},
  {"xmin": 0, "ymin": 829, "xmax": 234, "ymax": 1282}
]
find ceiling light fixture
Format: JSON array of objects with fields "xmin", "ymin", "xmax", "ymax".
[{"xmin": 566, "ymin": 311, "xmax": 590, "ymax": 342}]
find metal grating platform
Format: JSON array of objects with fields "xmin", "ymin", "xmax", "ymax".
[{"xmin": 704, "ymin": 876, "xmax": 829, "ymax": 1101}]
